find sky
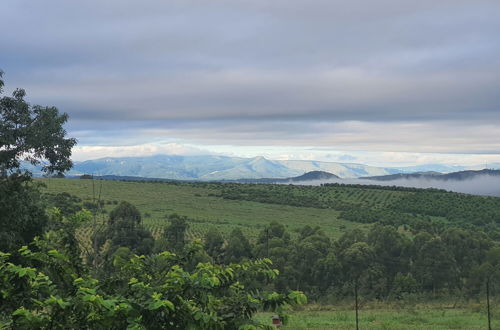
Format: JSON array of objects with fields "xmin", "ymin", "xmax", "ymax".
[{"xmin": 1, "ymin": 0, "xmax": 500, "ymax": 167}]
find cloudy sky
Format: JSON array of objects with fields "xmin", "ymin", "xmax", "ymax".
[{"xmin": 1, "ymin": 0, "xmax": 500, "ymax": 166}]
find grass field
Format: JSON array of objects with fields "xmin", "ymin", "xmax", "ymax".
[
  {"xmin": 255, "ymin": 306, "xmax": 497, "ymax": 329},
  {"xmin": 38, "ymin": 178, "xmax": 369, "ymax": 241}
]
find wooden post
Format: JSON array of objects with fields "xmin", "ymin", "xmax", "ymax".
[
  {"xmin": 355, "ymin": 278, "xmax": 359, "ymax": 330},
  {"xmin": 487, "ymin": 278, "xmax": 491, "ymax": 330}
]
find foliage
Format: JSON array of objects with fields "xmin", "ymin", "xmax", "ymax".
[
  {"xmin": 0, "ymin": 72, "xmax": 76, "ymax": 175},
  {"xmin": 0, "ymin": 73, "xmax": 76, "ymax": 254},
  {"xmin": 225, "ymin": 228, "xmax": 253, "ymax": 264},
  {"xmin": 43, "ymin": 192, "xmax": 83, "ymax": 217},
  {"xmin": 204, "ymin": 227, "xmax": 225, "ymax": 262},
  {"xmin": 0, "ymin": 242, "xmax": 306, "ymax": 329},
  {"xmin": 95, "ymin": 202, "xmax": 154, "ymax": 262},
  {"xmin": 0, "ymin": 174, "xmax": 48, "ymax": 253},
  {"xmin": 159, "ymin": 214, "xmax": 189, "ymax": 253}
]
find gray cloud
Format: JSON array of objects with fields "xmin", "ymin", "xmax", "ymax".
[{"xmin": 1, "ymin": 0, "xmax": 500, "ymax": 156}]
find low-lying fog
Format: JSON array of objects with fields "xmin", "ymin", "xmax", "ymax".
[{"xmin": 293, "ymin": 175, "xmax": 500, "ymax": 197}]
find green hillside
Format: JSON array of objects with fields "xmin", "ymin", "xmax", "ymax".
[
  {"xmin": 39, "ymin": 178, "xmax": 500, "ymax": 243},
  {"xmin": 38, "ymin": 178, "xmax": 367, "ymax": 241}
]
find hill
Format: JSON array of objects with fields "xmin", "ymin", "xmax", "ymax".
[
  {"xmin": 362, "ymin": 171, "xmax": 444, "ymax": 181},
  {"xmin": 228, "ymin": 170, "xmax": 340, "ymax": 183},
  {"xmin": 364, "ymin": 169, "xmax": 500, "ymax": 181},
  {"xmin": 39, "ymin": 177, "xmax": 500, "ymax": 244},
  {"xmin": 287, "ymin": 170, "xmax": 340, "ymax": 181}
]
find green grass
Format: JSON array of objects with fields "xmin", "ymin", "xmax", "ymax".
[
  {"xmin": 38, "ymin": 178, "xmax": 366, "ymax": 241},
  {"xmin": 254, "ymin": 302, "xmax": 499, "ymax": 329}
]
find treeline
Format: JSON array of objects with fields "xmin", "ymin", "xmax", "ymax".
[
  {"xmin": 196, "ymin": 221, "xmax": 500, "ymax": 302},
  {"xmin": 323, "ymin": 182, "xmax": 448, "ymax": 193}
]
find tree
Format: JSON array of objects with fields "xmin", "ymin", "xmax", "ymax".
[
  {"xmin": 441, "ymin": 228, "xmax": 492, "ymax": 294},
  {"xmin": 289, "ymin": 227, "xmax": 336, "ymax": 297},
  {"xmin": 95, "ymin": 202, "xmax": 154, "ymax": 262},
  {"xmin": 108, "ymin": 201, "xmax": 142, "ymax": 225},
  {"xmin": 0, "ymin": 175, "xmax": 48, "ymax": 253},
  {"xmin": 160, "ymin": 214, "xmax": 189, "ymax": 253},
  {"xmin": 413, "ymin": 236, "xmax": 457, "ymax": 293},
  {"xmin": 340, "ymin": 242, "xmax": 374, "ymax": 330},
  {"xmin": 0, "ymin": 71, "xmax": 76, "ymax": 176},
  {"xmin": 257, "ymin": 221, "xmax": 290, "ymax": 247},
  {"xmin": 476, "ymin": 248, "xmax": 500, "ymax": 330},
  {"xmin": 225, "ymin": 228, "xmax": 253, "ymax": 264},
  {"xmin": 0, "ymin": 72, "xmax": 76, "ymax": 253},
  {"xmin": 44, "ymin": 192, "xmax": 83, "ymax": 217},
  {"xmin": 367, "ymin": 225, "xmax": 410, "ymax": 297},
  {"xmin": 204, "ymin": 227, "xmax": 225, "ymax": 262}
]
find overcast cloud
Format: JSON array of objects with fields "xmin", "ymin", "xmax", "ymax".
[{"xmin": 1, "ymin": 0, "xmax": 500, "ymax": 165}]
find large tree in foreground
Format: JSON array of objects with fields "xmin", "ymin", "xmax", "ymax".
[
  {"xmin": 0, "ymin": 71, "xmax": 76, "ymax": 176},
  {"xmin": 0, "ymin": 71, "xmax": 76, "ymax": 252}
]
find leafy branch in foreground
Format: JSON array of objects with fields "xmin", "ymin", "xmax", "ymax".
[{"xmin": 0, "ymin": 239, "xmax": 306, "ymax": 329}]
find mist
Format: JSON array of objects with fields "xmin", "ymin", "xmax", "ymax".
[{"xmin": 292, "ymin": 175, "xmax": 500, "ymax": 197}]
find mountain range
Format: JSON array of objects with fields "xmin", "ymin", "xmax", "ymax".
[
  {"xmin": 66, "ymin": 155, "xmax": 393, "ymax": 180},
  {"xmin": 24, "ymin": 154, "xmax": 500, "ymax": 181}
]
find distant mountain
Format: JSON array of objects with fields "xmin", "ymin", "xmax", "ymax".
[
  {"xmin": 390, "ymin": 163, "xmax": 500, "ymax": 173},
  {"xmin": 388, "ymin": 164, "xmax": 466, "ymax": 173},
  {"xmin": 288, "ymin": 170, "xmax": 340, "ymax": 181},
  {"xmin": 278, "ymin": 159, "xmax": 390, "ymax": 178},
  {"xmin": 62, "ymin": 155, "xmax": 395, "ymax": 180},
  {"xmin": 231, "ymin": 170, "xmax": 340, "ymax": 183},
  {"xmin": 364, "ymin": 169, "xmax": 500, "ymax": 181},
  {"xmin": 70, "ymin": 155, "xmax": 298, "ymax": 180},
  {"xmin": 22, "ymin": 154, "xmax": 500, "ymax": 181},
  {"xmin": 440, "ymin": 169, "xmax": 500, "ymax": 181},
  {"xmin": 363, "ymin": 171, "xmax": 444, "ymax": 181}
]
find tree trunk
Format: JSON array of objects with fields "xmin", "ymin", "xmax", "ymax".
[{"xmin": 92, "ymin": 175, "xmax": 98, "ymax": 269}]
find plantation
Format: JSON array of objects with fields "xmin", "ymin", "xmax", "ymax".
[
  {"xmin": 39, "ymin": 179, "xmax": 367, "ymax": 242},
  {"xmin": 40, "ymin": 178, "xmax": 500, "ymax": 242}
]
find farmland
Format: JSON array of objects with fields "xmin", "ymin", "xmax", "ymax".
[
  {"xmin": 39, "ymin": 177, "xmax": 500, "ymax": 242},
  {"xmin": 39, "ymin": 178, "xmax": 370, "ymax": 241}
]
